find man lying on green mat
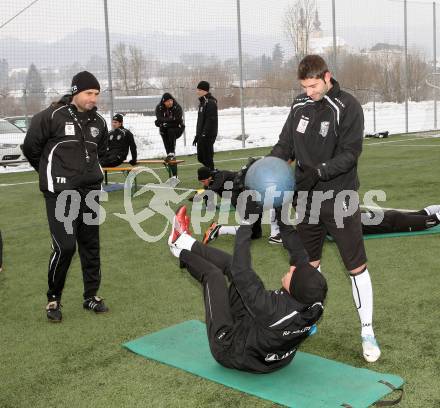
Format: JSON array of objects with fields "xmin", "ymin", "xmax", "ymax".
[
  {"xmin": 168, "ymin": 205, "xmax": 327, "ymax": 374},
  {"xmin": 362, "ymin": 204, "xmax": 440, "ymax": 234},
  {"xmin": 203, "ymin": 204, "xmax": 440, "ymax": 244}
]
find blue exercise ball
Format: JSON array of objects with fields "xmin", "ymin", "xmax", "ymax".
[{"xmin": 244, "ymin": 156, "xmax": 295, "ymax": 208}]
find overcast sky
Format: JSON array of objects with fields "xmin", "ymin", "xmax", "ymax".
[{"xmin": 0, "ymin": 0, "xmax": 438, "ymax": 57}]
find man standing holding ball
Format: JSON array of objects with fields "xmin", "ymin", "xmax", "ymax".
[{"xmin": 271, "ymin": 55, "xmax": 380, "ymax": 363}]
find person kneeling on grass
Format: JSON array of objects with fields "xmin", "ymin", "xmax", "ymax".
[
  {"xmin": 168, "ymin": 206, "xmax": 327, "ymax": 373},
  {"xmin": 195, "ymin": 161, "xmax": 282, "ymax": 244}
]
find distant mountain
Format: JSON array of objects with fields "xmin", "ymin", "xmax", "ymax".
[{"xmin": 0, "ymin": 28, "xmax": 284, "ymax": 69}]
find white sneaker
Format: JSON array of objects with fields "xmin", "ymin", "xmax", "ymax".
[
  {"xmin": 165, "ymin": 176, "xmax": 180, "ymax": 188},
  {"xmin": 424, "ymin": 205, "xmax": 440, "ymax": 215},
  {"xmin": 362, "ymin": 335, "xmax": 381, "ymax": 362}
]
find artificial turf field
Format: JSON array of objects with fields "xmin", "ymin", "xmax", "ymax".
[{"xmin": 0, "ymin": 132, "xmax": 439, "ymax": 407}]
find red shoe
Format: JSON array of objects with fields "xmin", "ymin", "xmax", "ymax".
[{"xmin": 169, "ymin": 206, "xmax": 191, "ymax": 245}]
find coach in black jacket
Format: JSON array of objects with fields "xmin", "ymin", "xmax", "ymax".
[
  {"xmin": 101, "ymin": 113, "xmax": 137, "ymax": 167},
  {"xmin": 193, "ymin": 81, "xmax": 218, "ymax": 170},
  {"xmin": 169, "ymin": 206, "xmax": 327, "ymax": 373},
  {"xmin": 270, "ymin": 55, "xmax": 380, "ymax": 363},
  {"xmin": 23, "ymin": 71, "xmax": 109, "ymax": 323}
]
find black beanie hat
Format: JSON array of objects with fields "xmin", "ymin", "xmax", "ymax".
[
  {"xmin": 71, "ymin": 71, "xmax": 100, "ymax": 95},
  {"xmin": 197, "ymin": 81, "xmax": 210, "ymax": 92},
  {"xmin": 290, "ymin": 263, "xmax": 328, "ymax": 304},
  {"xmin": 112, "ymin": 113, "xmax": 123, "ymax": 123},
  {"xmin": 162, "ymin": 92, "xmax": 173, "ymax": 103},
  {"xmin": 197, "ymin": 166, "xmax": 212, "ymax": 180}
]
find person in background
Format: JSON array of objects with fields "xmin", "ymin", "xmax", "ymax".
[
  {"xmin": 155, "ymin": 93, "xmax": 185, "ymax": 187},
  {"xmin": 100, "ymin": 113, "xmax": 137, "ymax": 167},
  {"xmin": 193, "ymin": 81, "xmax": 218, "ymax": 170}
]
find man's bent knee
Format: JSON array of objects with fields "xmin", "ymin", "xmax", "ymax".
[{"xmin": 350, "ymin": 263, "xmax": 367, "ymax": 276}]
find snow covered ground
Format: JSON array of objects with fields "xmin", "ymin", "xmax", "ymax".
[{"xmin": 1, "ymin": 99, "xmax": 438, "ymax": 174}]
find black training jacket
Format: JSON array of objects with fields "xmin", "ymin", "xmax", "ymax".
[
  {"xmin": 196, "ymin": 93, "xmax": 218, "ymax": 139},
  {"xmin": 270, "ymin": 78, "xmax": 364, "ymax": 193},
  {"xmin": 227, "ymin": 225, "xmax": 324, "ymax": 373},
  {"xmin": 106, "ymin": 127, "xmax": 137, "ymax": 162},
  {"xmin": 207, "ymin": 170, "xmax": 237, "ymax": 197},
  {"xmin": 155, "ymin": 96, "xmax": 185, "ymax": 129},
  {"xmin": 23, "ymin": 100, "xmax": 108, "ymax": 193}
]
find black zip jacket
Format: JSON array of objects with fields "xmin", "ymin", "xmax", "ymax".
[
  {"xmin": 206, "ymin": 169, "xmax": 238, "ymax": 199},
  {"xmin": 23, "ymin": 99, "xmax": 108, "ymax": 192},
  {"xmin": 106, "ymin": 126, "xmax": 137, "ymax": 162},
  {"xmin": 196, "ymin": 93, "xmax": 218, "ymax": 139},
  {"xmin": 227, "ymin": 225, "xmax": 323, "ymax": 373},
  {"xmin": 270, "ymin": 79, "xmax": 364, "ymax": 193},
  {"xmin": 155, "ymin": 96, "xmax": 185, "ymax": 130}
]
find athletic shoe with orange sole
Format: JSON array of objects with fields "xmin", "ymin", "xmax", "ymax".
[{"xmin": 203, "ymin": 222, "xmax": 222, "ymax": 244}]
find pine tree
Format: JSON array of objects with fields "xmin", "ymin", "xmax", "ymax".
[{"xmin": 25, "ymin": 63, "xmax": 45, "ymax": 113}]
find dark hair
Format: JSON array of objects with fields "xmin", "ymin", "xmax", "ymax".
[{"xmin": 297, "ymin": 55, "xmax": 329, "ymax": 80}]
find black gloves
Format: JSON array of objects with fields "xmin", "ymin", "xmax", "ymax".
[
  {"xmin": 192, "ymin": 136, "xmax": 199, "ymax": 146},
  {"xmin": 233, "ymin": 157, "xmax": 260, "ymax": 192},
  {"xmin": 154, "ymin": 119, "xmax": 160, "ymax": 127},
  {"xmin": 129, "ymin": 159, "xmax": 137, "ymax": 166},
  {"xmin": 236, "ymin": 194, "xmax": 263, "ymax": 225},
  {"xmin": 296, "ymin": 165, "xmax": 320, "ymax": 192}
]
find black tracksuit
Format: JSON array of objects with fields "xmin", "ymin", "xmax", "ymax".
[
  {"xmin": 195, "ymin": 93, "xmax": 218, "ymax": 169},
  {"xmin": 155, "ymin": 96, "xmax": 185, "ymax": 154},
  {"xmin": 206, "ymin": 170, "xmax": 262, "ymax": 239},
  {"xmin": 155, "ymin": 95, "xmax": 185, "ymax": 176},
  {"xmin": 270, "ymin": 79, "xmax": 367, "ymax": 270},
  {"xmin": 362, "ymin": 209, "xmax": 440, "ymax": 234},
  {"xmin": 179, "ymin": 225, "xmax": 323, "ymax": 373},
  {"xmin": 101, "ymin": 126, "xmax": 137, "ymax": 167},
  {"xmin": 23, "ymin": 97, "xmax": 108, "ymax": 301}
]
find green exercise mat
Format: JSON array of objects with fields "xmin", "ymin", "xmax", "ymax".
[
  {"xmin": 123, "ymin": 320, "xmax": 404, "ymax": 408},
  {"xmin": 362, "ymin": 224, "xmax": 440, "ymax": 240},
  {"xmin": 327, "ymin": 224, "xmax": 440, "ymax": 241}
]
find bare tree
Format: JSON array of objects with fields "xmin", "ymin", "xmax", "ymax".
[
  {"xmin": 284, "ymin": 0, "xmax": 316, "ymax": 62},
  {"xmin": 112, "ymin": 43, "xmax": 130, "ymax": 93},
  {"xmin": 129, "ymin": 45, "xmax": 147, "ymax": 94}
]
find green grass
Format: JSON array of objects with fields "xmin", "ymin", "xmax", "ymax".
[{"xmin": 1, "ymin": 135, "xmax": 440, "ymax": 407}]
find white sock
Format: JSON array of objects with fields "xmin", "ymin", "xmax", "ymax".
[
  {"xmin": 270, "ymin": 209, "xmax": 280, "ymax": 236},
  {"xmin": 218, "ymin": 226, "xmax": 238, "ymax": 236},
  {"xmin": 175, "ymin": 233, "xmax": 196, "ymax": 251},
  {"xmin": 350, "ymin": 269, "xmax": 375, "ymax": 337},
  {"xmin": 169, "ymin": 245, "xmax": 182, "ymax": 258}
]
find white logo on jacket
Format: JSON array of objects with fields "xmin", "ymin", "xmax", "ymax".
[
  {"xmin": 319, "ymin": 121, "xmax": 330, "ymax": 137},
  {"xmin": 65, "ymin": 124, "xmax": 75, "ymax": 136},
  {"xmin": 296, "ymin": 116, "xmax": 309, "ymax": 133},
  {"xmin": 265, "ymin": 348, "xmax": 296, "ymax": 362},
  {"xmin": 90, "ymin": 127, "xmax": 99, "ymax": 138}
]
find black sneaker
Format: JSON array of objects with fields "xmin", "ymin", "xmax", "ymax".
[
  {"xmin": 165, "ymin": 153, "xmax": 176, "ymax": 163},
  {"xmin": 46, "ymin": 300, "xmax": 62, "ymax": 323},
  {"xmin": 83, "ymin": 296, "xmax": 109, "ymax": 313},
  {"xmin": 268, "ymin": 233, "xmax": 282, "ymax": 244}
]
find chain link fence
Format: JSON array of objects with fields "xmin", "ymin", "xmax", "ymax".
[{"xmin": 0, "ymin": 0, "xmax": 439, "ymax": 163}]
